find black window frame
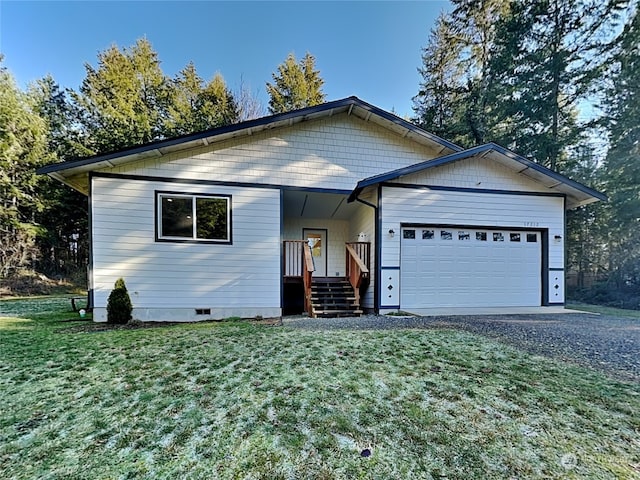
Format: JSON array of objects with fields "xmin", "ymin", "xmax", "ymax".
[{"xmin": 155, "ymin": 191, "xmax": 232, "ymax": 244}]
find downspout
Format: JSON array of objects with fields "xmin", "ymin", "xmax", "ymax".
[
  {"xmin": 87, "ymin": 172, "xmax": 94, "ymax": 310},
  {"xmin": 354, "ymin": 192, "xmax": 379, "ymax": 314}
]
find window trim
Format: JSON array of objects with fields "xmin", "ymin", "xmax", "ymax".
[{"xmin": 155, "ymin": 190, "xmax": 232, "ymax": 244}]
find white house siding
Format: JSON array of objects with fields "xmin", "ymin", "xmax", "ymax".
[
  {"xmin": 91, "ymin": 175, "xmax": 281, "ymax": 321},
  {"xmin": 98, "ymin": 114, "xmax": 442, "ymax": 191},
  {"xmin": 380, "ymin": 185, "xmax": 565, "ymax": 307},
  {"xmin": 283, "ymin": 217, "xmax": 349, "ymax": 277},
  {"xmin": 348, "ymin": 187, "xmax": 378, "ymax": 309}
]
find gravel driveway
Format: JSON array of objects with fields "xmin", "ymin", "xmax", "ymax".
[{"xmin": 283, "ymin": 313, "xmax": 640, "ymax": 382}]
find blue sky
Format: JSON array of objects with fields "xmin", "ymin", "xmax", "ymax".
[{"xmin": 1, "ymin": 1, "xmax": 451, "ymax": 118}]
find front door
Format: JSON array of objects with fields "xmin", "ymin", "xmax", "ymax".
[{"xmin": 303, "ymin": 228, "xmax": 327, "ymax": 277}]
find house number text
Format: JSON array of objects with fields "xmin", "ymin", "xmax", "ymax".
[{"xmin": 523, "ymin": 221, "xmax": 539, "ymax": 227}]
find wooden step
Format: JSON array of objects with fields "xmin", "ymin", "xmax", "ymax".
[
  {"xmin": 311, "ymin": 304, "xmax": 359, "ymax": 310},
  {"xmin": 314, "ymin": 309, "xmax": 363, "ymax": 317},
  {"xmin": 311, "ymin": 296, "xmax": 357, "ymax": 302},
  {"xmin": 309, "ymin": 277, "xmax": 361, "ymax": 318}
]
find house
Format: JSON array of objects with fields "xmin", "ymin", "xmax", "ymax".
[{"xmin": 38, "ymin": 97, "xmax": 605, "ymax": 321}]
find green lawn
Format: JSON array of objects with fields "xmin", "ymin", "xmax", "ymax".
[
  {"xmin": 1, "ymin": 297, "xmax": 639, "ymax": 479},
  {"xmin": 566, "ymin": 301, "xmax": 640, "ymax": 319}
]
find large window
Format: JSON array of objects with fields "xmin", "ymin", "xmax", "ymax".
[{"xmin": 156, "ymin": 192, "xmax": 231, "ymax": 243}]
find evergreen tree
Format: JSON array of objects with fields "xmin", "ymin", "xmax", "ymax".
[
  {"xmin": 0, "ymin": 58, "xmax": 50, "ymax": 277},
  {"xmin": 30, "ymin": 76, "xmax": 90, "ymax": 278},
  {"xmin": 266, "ymin": 52, "xmax": 326, "ymax": 114},
  {"xmin": 198, "ymin": 72, "xmax": 238, "ymax": 128},
  {"xmin": 413, "ymin": 14, "xmax": 467, "ymax": 144},
  {"xmin": 413, "ymin": 1, "xmax": 507, "ymax": 147},
  {"xmin": 488, "ymin": 0, "xmax": 626, "ymax": 171},
  {"xmin": 164, "ymin": 62, "xmax": 204, "ymax": 137},
  {"xmin": 73, "ymin": 38, "xmax": 170, "ymax": 153},
  {"xmin": 603, "ymin": 5, "xmax": 640, "ymax": 290},
  {"xmin": 165, "ymin": 64, "xmax": 238, "ymax": 136}
]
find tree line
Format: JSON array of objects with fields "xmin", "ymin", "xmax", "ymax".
[
  {"xmin": 0, "ymin": 43, "xmax": 324, "ymax": 285},
  {"xmin": 2, "ymin": 0, "xmax": 638, "ymax": 307},
  {"xmin": 413, "ymin": 0, "xmax": 638, "ymax": 307}
]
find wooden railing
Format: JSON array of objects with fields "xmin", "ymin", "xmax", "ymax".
[
  {"xmin": 283, "ymin": 240, "xmax": 308, "ymax": 278},
  {"xmin": 346, "ymin": 242, "xmax": 370, "ymax": 272},
  {"xmin": 345, "ymin": 243, "xmax": 370, "ymax": 308},
  {"xmin": 302, "ymin": 242, "xmax": 315, "ymax": 314}
]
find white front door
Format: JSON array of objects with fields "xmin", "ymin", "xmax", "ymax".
[{"xmin": 303, "ymin": 228, "xmax": 327, "ymax": 277}]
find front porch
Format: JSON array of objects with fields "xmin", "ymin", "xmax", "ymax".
[
  {"xmin": 281, "ymin": 190, "xmax": 375, "ymax": 317},
  {"xmin": 283, "ymin": 240, "xmax": 370, "ymax": 317}
]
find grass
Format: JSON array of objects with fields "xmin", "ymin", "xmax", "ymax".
[
  {"xmin": 567, "ymin": 301, "xmax": 640, "ymax": 319},
  {"xmin": 1, "ymin": 298, "xmax": 639, "ymax": 479}
]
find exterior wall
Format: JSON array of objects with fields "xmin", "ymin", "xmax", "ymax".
[
  {"xmin": 283, "ymin": 217, "xmax": 349, "ymax": 277},
  {"xmin": 91, "ymin": 175, "xmax": 281, "ymax": 321},
  {"xmin": 348, "ymin": 187, "xmax": 378, "ymax": 309},
  {"xmin": 99, "ymin": 114, "xmax": 442, "ymax": 191},
  {"xmin": 380, "ymin": 185, "xmax": 565, "ymax": 307}
]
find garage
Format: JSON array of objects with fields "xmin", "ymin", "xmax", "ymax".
[{"xmin": 400, "ymin": 226, "xmax": 542, "ymax": 308}]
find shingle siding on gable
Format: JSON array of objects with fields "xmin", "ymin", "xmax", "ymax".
[
  {"xmin": 390, "ymin": 156, "xmax": 552, "ymax": 193},
  {"xmin": 99, "ymin": 114, "xmax": 442, "ymax": 190}
]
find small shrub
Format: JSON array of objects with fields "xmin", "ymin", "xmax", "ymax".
[{"xmin": 107, "ymin": 278, "xmax": 132, "ymax": 324}]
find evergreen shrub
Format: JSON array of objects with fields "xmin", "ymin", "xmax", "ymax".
[{"xmin": 107, "ymin": 277, "xmax": 132, "ymax": 324}]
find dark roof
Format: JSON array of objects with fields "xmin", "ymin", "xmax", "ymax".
[
  {"xmin": 37, "ymin": 96, "xmax": 461, "ymax": 176},
  {"xmin": 348, "ymin": 142, "xmax": 607, "ymax": 208}
]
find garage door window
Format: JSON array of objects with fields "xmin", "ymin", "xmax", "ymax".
[
  {"xmin": 510, "ymin": 233, "xmax": 521, "ymax": 242},
  {"xmin": 527, "ymin": 233, "xmax": 538, "ymax": 243},
  {"xmin": 403, "ymin": 229, "xmax": 416, "ymax": 239},
  {"xmin": 422, "ymin": 229, "xmax": 434, "ymax": 240},
  {"xmin": 458, "ymin": 231, "xmax": 470, "ymax": 240},
  {"xmin": 493, "ymin": 232, "xmax": 504, "ymax": 242},
  {"xmin": 476, "ymin": 232, "xmax": 487, "ymax": 241},
  {"xmin": 441, "ymin": 230, "xmax": 453, "ymax": 240}
]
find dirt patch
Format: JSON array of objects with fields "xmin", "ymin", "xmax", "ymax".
[{"xmin": 0, "ymin": 271, "xmax": 74, "ymax": 297}]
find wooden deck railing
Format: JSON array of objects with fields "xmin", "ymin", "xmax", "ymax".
[
  {"xmin": 302, "ymin": 242, "xmax": 314, "ymax": 314},
  {"xmin": 346, "ymin": 242, "xmax": 370, "ymax": 272},
  {"xmin": 345, "ymin": 243, "xmax": 370, "ymax": 308},
  {"xmin": 283, "ymin": 240, "xmax": 308, "ymax": 278},
  {"xmin": 284, "ymin": 240, "xmax": 370, "ymax": 315}
]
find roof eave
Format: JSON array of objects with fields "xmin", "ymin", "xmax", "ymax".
[
  {"xmin": 37, "ymin": 97, "xmax": 462, "ymax": 178},
  {"xmin": 348, "ymin": 143, "xmax": 607, "ymax": 207}
]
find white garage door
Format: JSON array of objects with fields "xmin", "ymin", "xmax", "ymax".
[{"xmin": 400, "ymin": 227, "xmax": 541, "ymax": 308}]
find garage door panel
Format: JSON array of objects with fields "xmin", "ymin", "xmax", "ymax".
[{"xmin": 401, "ymin": 226, "xmax": 541, "ymax": 308}]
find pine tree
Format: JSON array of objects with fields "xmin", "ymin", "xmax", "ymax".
[
  {"xmin": 603, "ymin": 5, "xmax": 640, "ymax": 291},
  {"xmin": 413, "ymin": 14, "xmax": 467, "ymax": 144},
  {"xmin": 488, "ymin": 0, "xmax": 626, "ymax": 171},
  {"xmin": 72, "ymin": 38, "xmax": 170, "ymax": 153},
  {"xmin": 165, "ymin": 64, "xmax": 238, "ymax": 137},
  {"xmin": 0, "ymin": 58, "xmax": 50, "ymax": 277},
  {"xmin": 30, "ymin": 76, "xmax": 90, "ymax": 278},
  {"xmin": 198, "ymin": 73, "xmax": 238, "ymax": 128},
  {"xmin": 413, "ymin": 1, "xmax": 507, "ymax": 147},
  {"xmin": 266, "ymin": 52, "xmax": 326, "ymax": 114}
]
